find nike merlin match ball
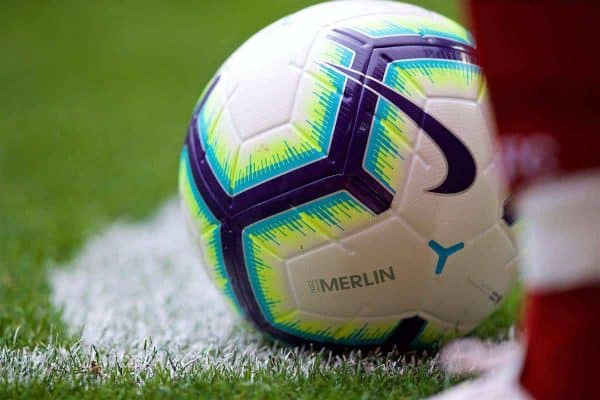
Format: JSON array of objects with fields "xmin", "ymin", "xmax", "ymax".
[{"xmin": 179, "ymin": 0, "xmax": 517, "ymax": 348}]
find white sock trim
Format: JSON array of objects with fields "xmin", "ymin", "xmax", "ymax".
[{"xmin": 517, "ymin": 171, "xmax": 600, "ymax": 290}]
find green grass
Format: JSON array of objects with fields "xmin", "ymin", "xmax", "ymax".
[
  {"xmin": 0, "ymin": 345, "xmax": 467, "ymax": 399},
  {"xmin": 0, "ymin": 0, "xmax": 519, "ymax": 398}
]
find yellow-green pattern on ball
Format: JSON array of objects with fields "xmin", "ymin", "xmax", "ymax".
[
  {"xmin": 242, "ymin": 191, "xmax": 404, "ymax": 344},
  {"xmin": 179, "ymin": 147, "xmax": 241, "ymax": 313}
]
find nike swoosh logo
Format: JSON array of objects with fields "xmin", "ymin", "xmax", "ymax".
[{"xmin": 326, "ymin": 63, "xmax": 477, "ymax": 195}]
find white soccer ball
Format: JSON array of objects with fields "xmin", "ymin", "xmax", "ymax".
[{"xmin": 179, "ymin": 0, "xmax": 517, "ymax": 348}]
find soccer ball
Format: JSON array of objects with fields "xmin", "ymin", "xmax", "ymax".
[{"xmin": 179, "ymin": 0, "xmax": 517, "ymax": 349}]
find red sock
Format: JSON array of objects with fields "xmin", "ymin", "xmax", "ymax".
[
  {"xmin": 467, "ymin": 1, "xmax": 600, "ymax": 399},
  {"xmin": 520, "ymin": 286, "xmax": 600, "ymax": 400},
  {"xmin": 515, "ymin": 175, "xmax": 600, "ymax": 399},
  {"xmin": 467, "ymin": 0, "xmax": 600, "ymax": 191}
]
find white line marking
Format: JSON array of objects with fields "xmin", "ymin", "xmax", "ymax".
[
  {"xmin": 1, "ymin": 199, "xmax": 442, "ymax": 383},
  {"xmin": 51, "ymin": 199, "xmax": 238, "ymax": 355}
]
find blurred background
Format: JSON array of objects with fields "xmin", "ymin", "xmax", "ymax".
[
  {"xmin": 1, "ymin": 0, "xmax": 460, "ymax": 243},
  {"xmin": 2, "ymin": 1, "xmax": 475, "ymax": 346}
]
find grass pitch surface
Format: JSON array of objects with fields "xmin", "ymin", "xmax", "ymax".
[{"xmin": 0, "ymin": 1, "xmax": 520, "ymax": 398}]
